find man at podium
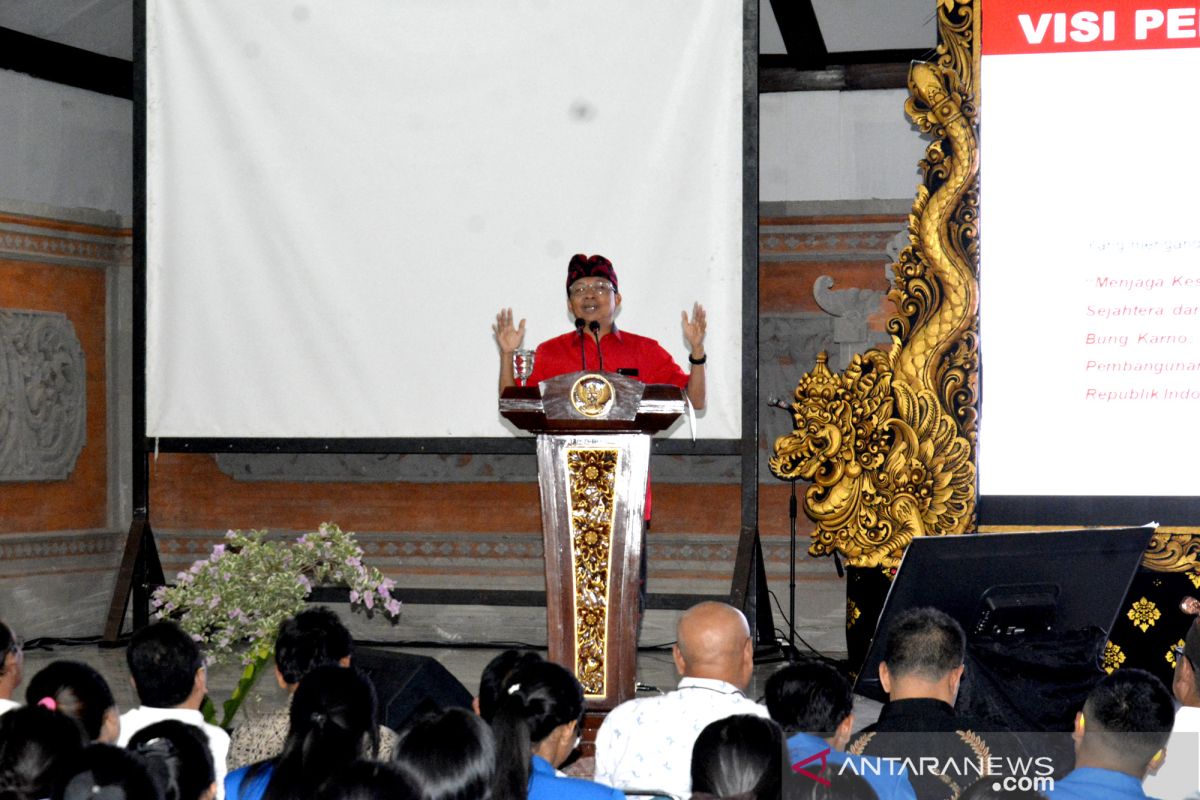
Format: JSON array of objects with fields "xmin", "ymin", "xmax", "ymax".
[
  {"xmin": 494, "ymin": 253, "xmax": 707, "ymax": 410},
  {"xmin": 493, "ymin": 253, "xmax": 708, "ymax": 612}
]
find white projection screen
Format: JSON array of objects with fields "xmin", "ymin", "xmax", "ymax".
[
  {"xmin": 978, "ymin": 0, "xmax": 1200, "ymax": 521},
  {"xmin": 144, "ymin": 0, "xmax": 744, "ymax": 441}
]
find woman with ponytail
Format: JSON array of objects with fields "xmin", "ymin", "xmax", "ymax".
[
  {"xmin": 225, "ymin": 665, "xmax": 378, "ymax": 800},
  {"xmin": 490, "ymin": 662, "xmax": 624, "ymax": 800},
  {"xmin": 25, "ymin": 660, "xmax": 120, "ymax": 743}
]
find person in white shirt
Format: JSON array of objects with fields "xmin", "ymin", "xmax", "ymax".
[
  {"xmin": 1145, "ymin": 615, "xmax": 1200, "ymax": 799},
  {"xmin": 117, "ymin": 620, "xmax": 230, "ymax": 798},
  {"xmin": 593, "ymin": 601, "xmax": 769, "ymax": 799},
  {"xmin": 0, "ymin": 621, "xmax": 23, "ymax": 716}
]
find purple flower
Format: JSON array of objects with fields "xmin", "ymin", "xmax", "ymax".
[
  {"xmin": 211, "ymin": 544, "xmax": 226, "ymax": 559},
  {"xmin": 350, "ymin": 589, "xmax": 361, "ymax": 603},
  {"xmin": 384, "ymin": 598, "xmax": 401, "ymax": 616},
  {"xmin": 208, "ymin": 596, "xmax": 221, "ymax": 609},
  {"xmin": 363, "ymin": 592, "xmax": 375, "ymax": 610},
  {"xmin": 297, "ymin": 575, "xmax": 312, "ymax": 592}
]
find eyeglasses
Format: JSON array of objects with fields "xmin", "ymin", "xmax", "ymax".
[
  {"xmin": 1172, "ymin": 644, "xmax": 1193, "ymax": 667},
  {"xmin": 569, "ymin": 282, "xmax": 614, "ymax": 298}
]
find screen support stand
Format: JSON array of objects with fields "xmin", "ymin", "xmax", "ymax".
[{"xmin": 103, "ymin": 514, "xmax": 164, "ymax": 643}]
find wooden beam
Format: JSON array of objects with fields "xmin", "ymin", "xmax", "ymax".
[
  {"xmin": 767, "ymin": 0, "xmax": 828, "ymax": 70},
  {"xmin": 760, "ymin": 61, "xmax": 914, "ymax": 92},
  {"xmin": 0, "ymin": 27, "xmax": 132, "ymax": 100}
]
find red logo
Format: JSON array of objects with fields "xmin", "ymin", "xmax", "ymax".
[{"xmin": 791, "ymin": 748, "xmax": 832, "ymax": 786}]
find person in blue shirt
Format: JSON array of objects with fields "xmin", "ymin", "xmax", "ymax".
[
  {"xmin": 1047, "ymin": 668, "xmax": 1174, "ymax": 800},
  {"xmin": 765, "ymin": 659, "xmax": 918, "ymax": 800},
  {"xmin": 491, "ymin": 660, "xmax": 624, "ymax": 800},
  {"xmin": 225, "ymin": 666, "xmax": 378, "ymax": 800}
]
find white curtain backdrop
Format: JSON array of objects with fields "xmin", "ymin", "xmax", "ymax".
[{"xmin": 146, "ymin": 0, "xmax": 744, "ymax": 439}]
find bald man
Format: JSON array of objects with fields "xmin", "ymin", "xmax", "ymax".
[{"xmin": 593, "ymin": 602, "xmax": 769, "ymax": 798}]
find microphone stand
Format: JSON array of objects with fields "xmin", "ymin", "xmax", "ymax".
[
  {"xmin": 575, "ymin": 318, "xmax": 587, "ymax": 371},
  {"xmin": 588, "ymin": 321, "xmax": 605, "ymax": 372}
]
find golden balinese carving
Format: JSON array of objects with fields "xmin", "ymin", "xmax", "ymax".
[
  {"xmin": 1126, "ymin": 597, "xmax": 1160, "ymax": 633},
  {"xmin": 1142, "ymin": 529, "xmax": 1200, "ymax": 576},
  {"xmin": 769, "ymin": 0, "xmax": 979, "ymax": 568},
  {"xmin": 566, "ymin": 448, "xmax": 618, "ymax": 695},
  {"xmin": 1103, "ymin": 641, "xmax": 1126, "ymax": 673}
]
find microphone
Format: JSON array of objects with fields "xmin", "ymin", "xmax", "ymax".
[
  {"xmin": 588, "ymin": 321, "xmax": 605, "ymax": 372},
  {"xmin": 766, "ymin": 397, "xmax": 791, "ymax": 412},
  {"xmin": 575, "ymin": 318, "xmax": 587, "ymax": 372}
]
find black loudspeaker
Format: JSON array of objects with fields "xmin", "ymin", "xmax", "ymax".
[{"xmin": 353, "ymin": 647, "xmax": 474, "ymax": 732}]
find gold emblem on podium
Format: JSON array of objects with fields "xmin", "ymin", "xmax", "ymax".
[{"xmin": 570, "ymin": 374, "xmax": 614, "ymax": 417}]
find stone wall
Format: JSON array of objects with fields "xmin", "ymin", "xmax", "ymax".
[{"xmin": 0, "ymin": 201, "xmax": 131, "ymax": 637}]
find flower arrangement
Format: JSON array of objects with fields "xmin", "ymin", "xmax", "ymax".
[{"xmin": 151, "ymin": 522, "xmax": 400, "ymax": 727}]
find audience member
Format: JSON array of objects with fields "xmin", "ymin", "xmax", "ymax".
[
  {"xmin": 118, "ymin": 621, "xmax": 230, "ymax": 797},
  {"xmin": 1047, "ymin": 668, "xmax": 1174, "ymax": 800},
  {"xmin": 490, "ymin": 661, "xmax": 622, "ymax": 800},
  {"xmin": 1144, "ymin": 616, "xmax": 1200, "ymax": 798},
  {"xmin": 766, "ymin": 660, "xmax": 916, "ymax": 800},
  {"xmin": 846, "ymin": 607, "xmax": 995, "ymax": 800},
  {"xmin": 0, "ymin": 705, "xmax": 86, "ymax": 800},
  {"xmin": 54, "ymin": 744, "xmax": 162, "ymax": 800},
  {"xmin": 228, "ymin": 607, "xmax": 398, "ymax": 768},
  {"xmin": 957, "ymin": 778, "xmax": 1046, "ymax": 800},
  {"xmin": 795, "ymin": 772, "xmax": 881, "ymax": 800},
  {"xmin": 689, "ymin": 714, "xmax": 783, "ymax": 800},
  {"xmin": 225, "ymin": 665, "xmax": 377, "ymax": 800},
  {"xmin": 128, "ymin": 720, "xmax": 218, "ymax": 800},
  {"xmin": 393, "ymin": 707, "xmax": 496, "ymax": 800},
  {"xmin": 314, "ymin": 760, "xmax": 418, "ymax": 800},
  {"xmin": 26, "ymin": 660, "xmax": 119, "ymax": 743},
  {"xmin": 474, "ymin": 650, "xmax": 542, "ymax": 724},
  {"xmin": 0, "ymin": 622, "xmax": 22, "ymax": 716},
  {"xmin": 594, "ymin": 601, "xmax": 769, "ymax": 798}
]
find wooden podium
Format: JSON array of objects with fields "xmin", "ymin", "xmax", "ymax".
[{"xmin": 500, "ymin": 371, "xmax": 685, "ymax": 710}]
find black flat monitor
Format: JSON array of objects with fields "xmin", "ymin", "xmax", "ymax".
[{"xmin": 853, "ymin": 526, "xmax": 1156, "ymax": 703}]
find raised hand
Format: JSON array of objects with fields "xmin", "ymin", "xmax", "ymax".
[
  {"xmin": 681, "ymin": 302, "xmax": 707, "ymax": 356},
  {"xmin": 493, "ymin": 307, "xmax": 526, "ymax": 354}
]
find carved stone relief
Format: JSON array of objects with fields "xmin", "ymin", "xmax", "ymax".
[{"xmin": 0, "ymin": 309, "xmax": 87, "ymax": 481}]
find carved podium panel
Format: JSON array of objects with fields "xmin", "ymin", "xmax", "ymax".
[{"xmin": 501, "ymin": 372, "xmax": 684, "ymax": 709}]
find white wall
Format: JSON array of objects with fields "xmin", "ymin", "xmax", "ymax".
[
  {"xmin": 0, "ymin": 70, "xmax": 132, "ymax": 216},
  {"xmin": 0, "ymin": 69, "xmax": 924, "ymax": 226},
  {"xmin": 760, "ymin": 89, "xmax": 926, "ymax": 202}
]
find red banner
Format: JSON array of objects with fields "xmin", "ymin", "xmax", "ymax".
[{"xmin": 984, "ymin": 0, "xmax": 1200, "ymax": 54}]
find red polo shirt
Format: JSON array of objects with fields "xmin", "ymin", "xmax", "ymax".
[
  {"xmin": 525, "ymin": 328, "xmax": 689, "ymax": 389},
  {"xmin": 523, "ymin": 327, "xmax": 689, "ymax": 520}
]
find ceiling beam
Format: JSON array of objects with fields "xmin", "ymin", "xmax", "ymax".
[
  {"xmin": 758, "ymin": 49, "xmax": 933, "ymax": 93},
  {"xmin": 0, "ymin": 26, "xmax": 132, "ymax": 100},
  {"xmin": 767, "ymin": 0, "xmax": 828, "ymax": 70}
]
